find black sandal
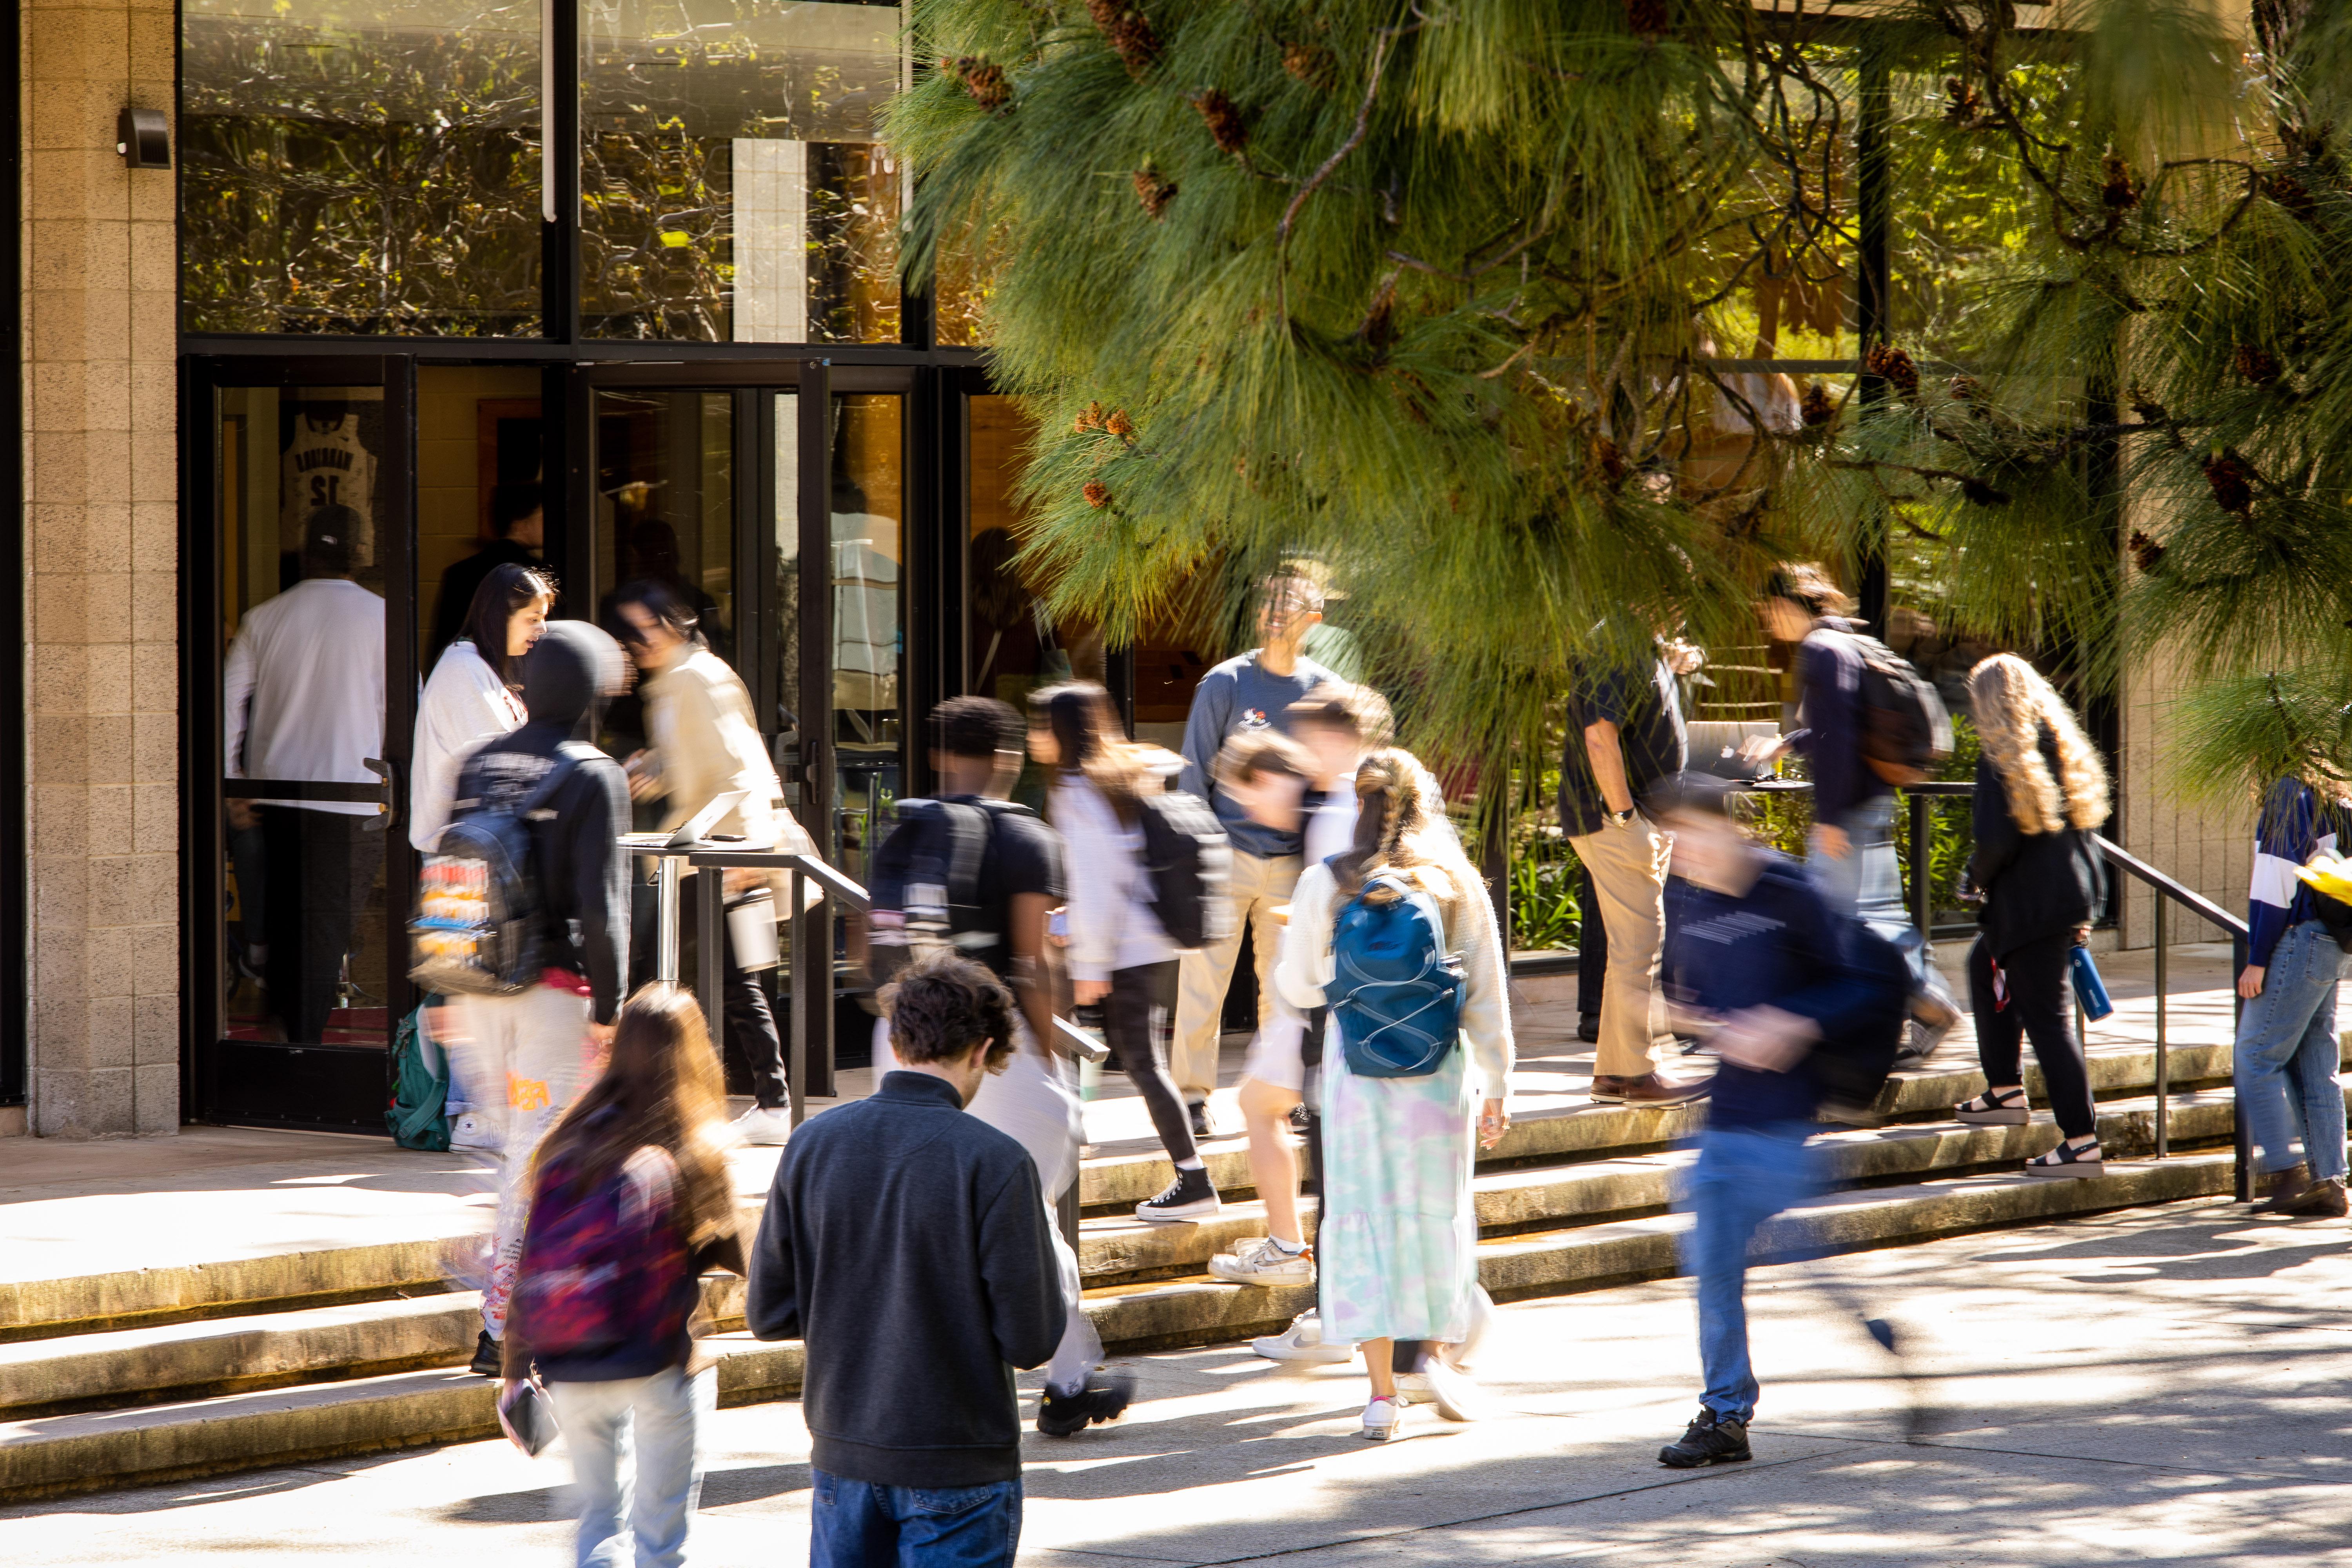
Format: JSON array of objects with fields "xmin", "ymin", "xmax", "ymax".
[
  {"xmin": 2025, "ymin": 1138, "xmax": 2103, "ymax": 1180},
  {"xmin": 1955, "ymin": 1085, "xmax": 2029, "ymax": 1126}
]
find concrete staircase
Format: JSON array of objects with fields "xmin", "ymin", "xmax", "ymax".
[{"xmin": 0, "ymin": 1034, "xmax": 2261, "ymax": 1502}]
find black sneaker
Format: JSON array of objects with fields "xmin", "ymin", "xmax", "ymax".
[
  {"xmin": 1287, "ymin": 1103, "xmax": 1312, "ymax": 1133},
  {"xmin": 468, "ymin": 1329, "xmax": 503, "ymax": 1377},
  {"xmin": 1658, "ymin": 1407, "xmax": 1751, "ymax": 1468},
  {"xmin": 1037, "ymin": 1373, "xmax": 1134, "ymax": 1437},
  {"xmin": 1135, "ymin": 1165, "xmax": 1220, "ymax": 1222},
  {"xmin": 1188, "ymin": 1100, "xmax": 1217, "ymax": 1140}
]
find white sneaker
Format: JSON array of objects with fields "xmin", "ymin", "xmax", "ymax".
[
  {"xmin": 1209, "ymin": 1236, "xmax": 1315, "ymax": 1286},
  {"xmin": 733, "ymin": 1106, "xmax": 793, "ymax": 1147},
  {"xmin": 1419, "ymin": 1358, "xmax": 1483, "ymax": 1422},
  {"xmin": 1359, "ymin": 1395, "xmax": 1405, "ymax": 1441},
  {"xmin": 1448, "ymin": 1284, "xmax": 1496, "ymax": 1372},
  {"xmin": 448, "ymin": 1112, "xmax": 503, "ymax": 1152},
  {"xmin": 1251, "ymin": 1310, "xmax": 1353, "ymax": 1364}
]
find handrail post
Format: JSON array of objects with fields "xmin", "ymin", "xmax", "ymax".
[
  {"xmin": 788, "ymin": 865, "xmax": 808, "ymax": 1128},
  {"xmin": 2232, "ymin": 929, "xmax": 2250, "ymax": 1201},
  {"xmin": 1908, "ymin": 788, "xmax": 1931, "ymax": 936},
  {"xmin": 2153, "ymin": 897, "xmax": 2168, "ymax": 1159}
]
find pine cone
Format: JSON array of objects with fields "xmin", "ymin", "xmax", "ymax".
[
  {"xmin": 1624, "ymin": 0, "xmax": 1668, "ymax": 38},
  {"xmin": 2101, "ymin": 153, "xmax": 2140, "ymax": 211},
  {"xmin": 2234, "ymin": 344, "xmax": 2282, "ymax": 385},
  {"xmin": 1194, "ymin": 89, "xmax": 1247, "ymax": 153},
  {"xmin": 2269, "ymin": 171, "xmax": 2318, "ymax": 221},
  {"xmin": 1083, "ymin": 481, "xmax": 1111, "ymax": 509},
  {"xmin": 1074, "ymin": 401, "xmax": 1105, "ymax": 434},
  {"xmin": 1590, "ymin": 434, "xmax": 1629, "ymax": 486},
  {"xmin": 2127, "ymin": 385, "xmax": 2168, "ymax": 424},
  {"xmin": 1088, "ymin": 0, "xmax": 1163, "ymax": 77},
  {"xmin": 1104, "ymin": 408, "xmax": 1135, "ymax": 439},
  {"xmin": 1948, "ymin": 374, "xmax": 1984, "ymax": 405},
  {"xmin": 1360, "ymin": 279, "xmax": 1397, "ymax": 350},
  {"xmin": 1799, "ymin": 380, "xmax": 1836, "ymax": 427},
  {"xmin": 2128, "ymin": 530, "xmax": 2167, "ymax": 573},
  {"xmin": 954, "ymin": 57, "xmax": 1011, "ymax": 113},
  {"xmin": 1133, "ymin": 170, "xmax": 1177, "ymax": 219},
  {"xmin": 1943, "ymin": 77, "xmax": 1981, "ymax": 126},
  {"xmin": 1864, "ymin": 341, "xmax": 1920, "ymax": 399},
  {"xmin": 1283, "ymin": 43, "xmax": 1336, "ymax": 91},
  {"xmin": 1958, "ymin": 475, "xmax": 2011, "ymax": 507},
  {"xmin": 2203, "ymin": 450, "xmax": 2256, "ymax": 514}
]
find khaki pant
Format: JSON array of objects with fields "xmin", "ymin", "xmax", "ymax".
[
  {"xmin": 1173, "ymin": 850, "xmax": 1301, "ymax": 1103},
  {"xmin": 1568, "ymin": 815, "xmax": 1672, "ymax": 1079}
]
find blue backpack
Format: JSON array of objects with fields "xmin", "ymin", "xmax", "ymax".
[{"xmin": 1327, "ymin": 871, "xmax": 1464, "ymax": 1078}]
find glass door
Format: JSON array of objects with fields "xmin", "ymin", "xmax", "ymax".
[{"xmin": 188, "ymin": 356, "xmax": 413, "ymax": 1130}]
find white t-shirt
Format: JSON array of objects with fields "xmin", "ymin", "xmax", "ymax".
[
  {"xmin": 223, "ymin": 577, "xmax": 387, "ymax": 816},
  {"xmin": 410, "ymin": 639, "xmax": 526, "ymax": 849},
  {"xmin": 1301, "ymin": 770, "xmax": 1360, "ymax": 871}
]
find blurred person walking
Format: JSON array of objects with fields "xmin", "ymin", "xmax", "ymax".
[
  {"xmin": 614, "ymin": 579, "xmax": 814, "ymax": 1148},
  {"xmin": 1028, "ymin": 682, "xmax": 1218, "ymax": 1221},
  {"xmin": 448, "ymin": 621, "xmax": 633, "ymax": 1376},
  {"xmin": 1276, "ymin": 750, "xmax": 1513, "ymax": 1441},
  {"xmin": 1949, "ymin": 655, "xmax": 2111, "ymax": 1178},
  {"xmin": 1173, "ymin": 570, "xmax": 1340, "ymax": 1136},
  {"xmin": 222, "ymin": 504, "xmax": 388, "ymax": 1044},
  {"xmin": 1647, "ymin": 775, "xmax": 1906, "ymax": 1468},
  {"xmin": 750, "ymin": 953, "xmax": 1067, "ymax": 1568},
  {"xmin": 1561, "ymin": 634, "xmax": 1707, "ymax": 1105},
  {"xmin": 502, "ymin": 984, "xmax": 743, "ymax": 1568},
  {"xmin": 411, "ymin": 562, "xmax": 554, "ymax": 1147},
  {"xmin": 868, "ymin": 697, "xmax": 1132, "ymax": 1436},
  {"xmin": 2232, "ymin": 768, "xmax": 2352, "ymax": 1216}
]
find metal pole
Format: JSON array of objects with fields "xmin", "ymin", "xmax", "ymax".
[
  {"xmin": 788, "ymin": 866, "xmax": 808, "ymax": 1127},
  {"xmin": 1057, "ymin": 1182, "xmax": 1080, "ymax": 1255},
  {"xmin": 655, "ymin": 854, "xmax": 682, "ymax": 984},
  {"xmin": 1908, "ymin": 789, "xmax": 1931, "ymax": 936},
  {"xmin": 697, "ymin": 866, "xmax": 725, "ymax": 1054},
  {"xmin": 2232, "ymin": 929, "xmax": 2251, "ymax": 1200},
  {"xmin": 2154, "ymin": 898, "xmax": 2168, "ymax": 1159}
]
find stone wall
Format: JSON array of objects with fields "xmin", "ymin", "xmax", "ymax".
[{"xmin": 22, "ymin": 0, "xmax": 180, "ymax": 1135}]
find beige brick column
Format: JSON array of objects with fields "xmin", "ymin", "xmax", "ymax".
[
  {"xmin": 2116, "ymin": 636, "xmax": 2253, "ymax": 952},
  {"xmin": 23, "ymin": 0, "xmax": 180, "ymax": 1136}
]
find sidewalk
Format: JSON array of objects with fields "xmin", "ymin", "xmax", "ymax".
[{"xmin": 4, "ymin": 1194, "xmax": 2345, "ymax": 1565}]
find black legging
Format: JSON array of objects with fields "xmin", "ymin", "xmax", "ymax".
[
  {"xmin": 1968, "ymin": 931, "xmax": 2095, "ymax": 1139},
  {"xmin": 1108, "ymin": 961, "xmax": 1196, "ymax": 1164}
]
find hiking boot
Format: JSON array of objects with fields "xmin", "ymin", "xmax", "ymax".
[
  {"xmin": 1590, "ymin": 1072, "xmax": 1710, "ymax": 1107},
  {"xmin": 1037, "ymin": 1373, "xmax": 1134, "ymax": 1437},
  {"xmin": 1188, "ymin": 1100, "xmax": 1218, "ymax": 1140},
  {"xmin": 1209, "ymin": 1235, "xmax": 1314, "ymax": 1285},
  {"xmin": 1658, "ymin": 1407, "xmax": 1751, "ymax": 1468},
  {"xmin": 1252, "ymin": 1310, "xmax": 1352, "ymax": 1363},
  {"xmin": 732, "ymin": 1105, "xmax": 792, "ymax": 1147},
  {"xmin": 1136, "ymin": 1166, "xmax": 1220, "ymax": 1223},
  {"xmin": 468, "ymin": 1329, "xmax": 504, "ymax": 1378},
  {"xmin": 1955, "ymin": 1085, "xmax": 2029, "ymax": 1126}
]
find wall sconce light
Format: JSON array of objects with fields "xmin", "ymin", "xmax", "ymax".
[{"xmin": 117, "ymin": 108, "xmax": 170, "ymax": 169}]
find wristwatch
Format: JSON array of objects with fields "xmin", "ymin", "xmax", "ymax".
[{"xmin": 1606, "ymin": 807, "xmax": 1637, "ymax": 827}]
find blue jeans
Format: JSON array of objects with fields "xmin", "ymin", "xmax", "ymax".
[
  {"xmin": 809, "ymin": 1470, "xmax": 1022, "ymax": 1568},
  {"xmin": 1682, "ymin": 1123, "xmax": 1823, "ymax": 1424},
  {"xmin": 2234, "ymin": 920, "xmax": 2348, "ymax": 1181},
  {"xmin": 544, "ymin": 1364, "xmax": 715, "ymax": 1568}
]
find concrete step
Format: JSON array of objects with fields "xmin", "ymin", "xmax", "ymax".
[
  {"xmin": 1080, "ymin": 1150, "xmax": 2240, "ymax": 1352},
  {"xmin": 0, "ymin": 1331, "xmax": 804, "ymax": 1504}
]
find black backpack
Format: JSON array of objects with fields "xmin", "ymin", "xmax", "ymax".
[
  {"xmin": 1841, "ymin": 631, "xmax": 1954, "ymax": 786},
  {"xmin": 1808, "ymin": 918, "xmax": 1913, "ymax": 1118},
  {"xmin": 409, "ymin": 743, "xmax": 597, "ymax": 995},
  {"xmin": 867, "ymin": 797, "xmax": 1037, "ymax": 975},
  {"xmin": 1136, "ymin": 789, "xmax": 1234, "ymax": 950}
]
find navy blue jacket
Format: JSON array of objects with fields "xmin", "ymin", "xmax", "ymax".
[{"xmin": 1787, "ymin": 623, "xmax": 1889, "ymax": 829}]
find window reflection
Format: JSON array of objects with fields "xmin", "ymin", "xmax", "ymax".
[
  {"xmin": 831, "ymin": 394, "xmax": 902, "ymax": 880},
  {"xmin": 181, "ymin": 0, "xmax": 543, "ymax": 335},
  {"xmin": 580, "ymin": 0, "xmax": 905, "ymax": 343}
]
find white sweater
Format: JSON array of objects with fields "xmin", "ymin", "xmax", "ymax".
[
  {"xmin": 409, "ymin": 640, "xmax": 525, "ymax": 850},
  {"xmin": 1052, "ymin": 778, "xmax": 1178, "ymax": 981},
  {"xmin": 1276, "ymin": 859, "xmax": 1515, "ymax": 1099}
]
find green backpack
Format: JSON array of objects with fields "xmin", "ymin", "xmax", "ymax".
[{"xmin": 386, "ymin": 1006, "xmax": 452, "ymax": 1152}]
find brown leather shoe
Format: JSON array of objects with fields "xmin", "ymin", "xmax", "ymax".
[
  {"xmin": 1590, "ymin": 1072, "xmax": 1711, "ymax": 1106},
  {"xmin": 2258, "ymin": 1165, "xmax": 2349, "ymax": 1218},
  {"xmin": 2252, "ymin": 1161, "xmax": 2313, "ymax": 1214}
]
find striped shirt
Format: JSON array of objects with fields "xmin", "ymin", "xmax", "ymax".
[{"xmin": 2248, "ymin": 777, "xmax": 2345, "ymax": 969}]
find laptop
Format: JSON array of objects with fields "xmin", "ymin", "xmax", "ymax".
[{"xmin": 1684, "ymin": 721, "xmax": 1782, "ymax": 783}]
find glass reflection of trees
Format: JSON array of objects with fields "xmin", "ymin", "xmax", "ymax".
[{"xmin": 181, "ymin": 0, "xmax": 544, "ymax": 336}]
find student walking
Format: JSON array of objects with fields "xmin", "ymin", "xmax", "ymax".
[
  {"xmin": 1276, "ymin": 750, "xmax": 1513, "ymax": 1441},
  {"xmin": 1214, "ymin": 684, "xmax": 1392, "ymax": 1305},
  {"xmin": 1950, "ymin": 655, "xmax": 2111, "ymax": 1177},
  {"xmin": 1174, "ymin": 570, "xmax": 1339, "ymax": 1135},
  {"xmin": 449, "ymin": 621, "xmax": 633, "ymax": 1376},
  {"xmin": 750, "ymin": 953, "xmax": 1067, "ymax": 1568},
  {"xmin": 614, "ymin": 579, "xmax": 813, "ymax": 1147},
  {"xmin": 1647, "ymin": 774, "xmax": 1904, "ymax": 1468},
  {"xmin": 1561, "ymin": 636, "xmax": 1708, "ymax": 1106},
  {"xmin": 2232, "ymin": 770, "xmax": 2351, "ymax": 1216},
  {"xmin": 869, "ymin": 697, "xmax": 1132, "ymax": 1435},
  {"xmin": 501, "ymin": 984, "xmax": 743, "ymax": 1568},
  {"xmin": 1028, "ymin": 682, "xmax": 1218, "ymax": 1221}
]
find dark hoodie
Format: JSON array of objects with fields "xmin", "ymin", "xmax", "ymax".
[{"xmin": 450, "ymin": 621, "xmax": 633, "ymax": 1022}]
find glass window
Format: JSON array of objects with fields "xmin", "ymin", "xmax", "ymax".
[
  {"xmin": 830, "ymin": 392, "xmax": 902, "ymax": 877},
  {"xmin": 181, "ymin": 0, "xmax": 543, "ymax": 335},
  {"xmin": 579, "ymin": 0, "xmax": 905, "ymax": 343}
]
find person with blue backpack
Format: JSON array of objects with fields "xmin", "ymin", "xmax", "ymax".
[
  {"xmin": 502, "ymin": 983, "xmax": 744, "ymax": 1568},
  {"xmin": 1275, "ymin": 748, "xmax": 1513, "ymax": 1441}
]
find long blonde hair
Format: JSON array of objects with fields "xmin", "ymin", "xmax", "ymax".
[
  {"xmin": 1341, "ymin": 748, "xmax": 1481, "ymax": 912},
  {"xmin": 1967, "ymin": 654, "xmax": 2109, "ymax": 836}
]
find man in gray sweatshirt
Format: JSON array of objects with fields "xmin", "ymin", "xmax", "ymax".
[{"xmin": 1172, "ymin": 571, "xmax": 1337, "ymax": 1132}]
